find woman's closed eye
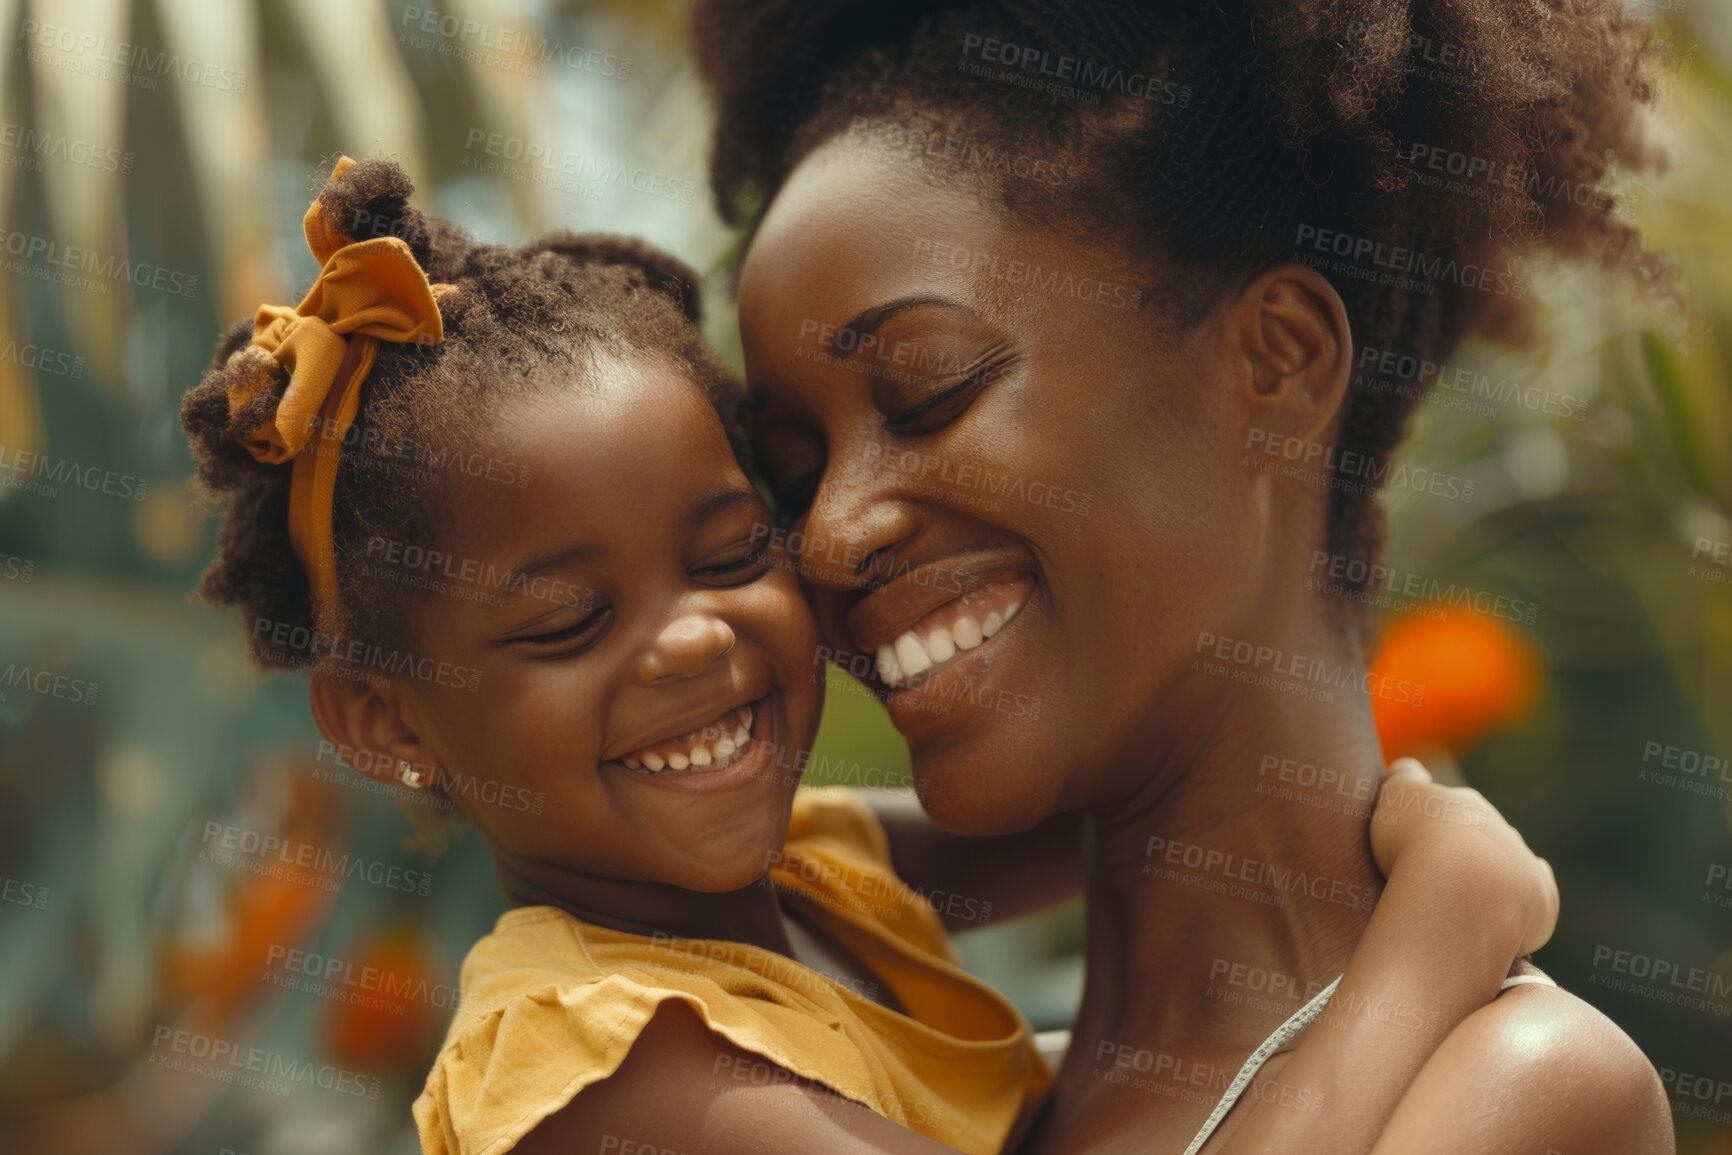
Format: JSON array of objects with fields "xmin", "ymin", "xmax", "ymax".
[
  {"xmin": 883, "ymin": 351, "xmax": 1016, "ymax": 435},
  {"xmin": 762, "ymin": 358, "xmax": 1012, "ymax": 519}
]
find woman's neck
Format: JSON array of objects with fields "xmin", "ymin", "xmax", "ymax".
[{"xmin": 1076, "ymin": 614, "xmax": 1388, "ymax": 1059}]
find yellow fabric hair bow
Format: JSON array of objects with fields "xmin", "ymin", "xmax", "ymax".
[{"xmin": 226, "ymin": 156, "xmax": 455, "ymax": 624}]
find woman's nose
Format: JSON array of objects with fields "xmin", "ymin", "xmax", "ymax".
[
  {"xmin": 634, "ymin": 610, "xmax": 736, "ymax": 683},
  {"xmin": 794, "ymin": 442, "xmax": 922, "ymax": 592}
]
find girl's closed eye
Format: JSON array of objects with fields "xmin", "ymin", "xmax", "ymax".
[
  {"xmin": 509, "ymin": 604, "xmax": 614, "ymax": 654},
  {"xmin": 692, "ymin": 539, "xmax": 771, "ymax": 583}
]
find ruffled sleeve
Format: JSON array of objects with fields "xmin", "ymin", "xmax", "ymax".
[{"xmin": 412, "ymin": 961, "xmax": 886, "ymax": 1155}]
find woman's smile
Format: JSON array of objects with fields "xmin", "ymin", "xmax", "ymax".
[{"xmin": 867, "ymin": 572, "xmax": 1031, "ymax": 690}]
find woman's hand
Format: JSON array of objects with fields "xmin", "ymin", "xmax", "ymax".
[{"xmin": 1369, "ymin": 757, "xmax": 1558, "ymax": 958}]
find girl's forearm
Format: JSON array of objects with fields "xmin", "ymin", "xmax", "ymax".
[
  {"xmin": 1210, "ymin": 854, "xmax": 1523, "ymax": 1155},
  {"xmin": 872, "ymin": 794, "xmax": 1086, "ymax": 928}
]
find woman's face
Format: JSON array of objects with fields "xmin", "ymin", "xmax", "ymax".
[{"xmin": 738, "ymin": 141, "xmax": 1283, "ymax": 835}]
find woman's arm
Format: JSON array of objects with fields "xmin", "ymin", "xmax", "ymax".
[
  {"xmin": 1207, "ymin": 758, "xmax": 1562, "ymax": 1155},
  {"xmin": 871, "ymin": 792, "xmax": 1086, "ymax": 930},
  {"xmin": 513, "ymin": 1000, "xmax": 969, "ymax": 1155}
]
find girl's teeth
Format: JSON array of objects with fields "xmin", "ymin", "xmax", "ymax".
[
  {"xmin": 1003, "ymin": 601, "xmax": 1021, "ymax": 623},
  {"xmin": 926, "ymin": 627, "xmax": 956, "ymax": 663},
  {"xmin": 877, "ymin": 644, "xmax": 902, "ymax": 684},
  {"xmin": 895, "ymin": 632, "xmax": 933, "ymax": 677},
  {"xmin": 615, "ymin": 699, "xmax": 769, "ymax": 773},
  {"xmin": 982, "ymin": 611, "xmax": 1004, "ymax": 638},
  {"xmin": 953, "ymin": 616, "xmax": 984, "ymax": 650}
]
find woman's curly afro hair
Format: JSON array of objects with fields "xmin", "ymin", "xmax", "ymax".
[
  {"xmin": 181, "ymin": 157, "xmax": 738, "ymax": 669},
  {"xmin": 694, "ymin": 0, "xmax": 1676, "ymax": 589}
]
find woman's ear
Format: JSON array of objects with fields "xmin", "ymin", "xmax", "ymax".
[
  {"xmin": 1227, "ymin": 263, "xmax": 1353, "ymax": 446},
  {"xmin": 308, "ymin": 666, "xmax": 438, "ymax": 789}
]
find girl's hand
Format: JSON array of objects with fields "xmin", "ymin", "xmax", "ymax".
[
  {"xmin": 1214, "ymin": 759, "xmax": 1568, "ymax": 1155},
  {"xmin": 1369, "ymin": 757, "xmax": 1559, "ymax": 958}
]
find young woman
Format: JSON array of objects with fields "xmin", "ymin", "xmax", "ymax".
[{"xmin": 693, "ymin": 0, "xmax": 1678, "ymax": 1151}]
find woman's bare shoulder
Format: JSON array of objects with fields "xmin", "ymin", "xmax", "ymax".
[{"xmin": 1370, "ymin": 978, "xmax": 1674, "ymax": 1155}]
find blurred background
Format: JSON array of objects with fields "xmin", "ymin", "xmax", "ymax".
[{"xmin": 0, "ymin": 0, "xmax": 1726, "ymax": 1152}]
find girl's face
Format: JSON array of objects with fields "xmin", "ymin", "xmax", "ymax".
[
  {"xmin": 384, "ymin": 361, "xmax": 823, "ymax": 895},
  {"xmin": 737, "ymin": 141, "xmax": 1277, "ymax": 836}
]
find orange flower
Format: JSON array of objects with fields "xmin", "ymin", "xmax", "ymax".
[
  {"xmin": 319, "ymin": 920, "xmax": 447, "ymax": 1074},
  {"xmin": 1370, "ymin": 610, "xmax": 1544, "ymax": 761},
  {"xmin": 159, "ymin": 763, "xmax": 344, "ymax": 1029}
]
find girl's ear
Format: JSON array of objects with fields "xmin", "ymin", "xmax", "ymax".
[{"xmin": 308, "ymin": 666, "xmax": 439, "ymax": 789}]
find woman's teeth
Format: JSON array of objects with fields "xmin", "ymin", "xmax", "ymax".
[
  {"xmin": 619, "ymin": 704, "xmax": 754, "ymax": 775},
  {"xmin": 875, "ymin": 591, "xmax": 1023, "ymax": 690}
]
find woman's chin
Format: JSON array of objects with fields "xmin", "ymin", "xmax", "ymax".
[{"xmin": 910, "ymin": 747, "xmax": 1059, "ymax": 838}]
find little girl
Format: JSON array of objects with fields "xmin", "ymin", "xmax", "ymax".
[{"xmin": 181, "ymin": 158, "xmax": 1557, "ymax": 1155}]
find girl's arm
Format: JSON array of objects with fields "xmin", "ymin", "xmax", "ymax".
[
  {"xmin": 870, "ymin": 792, "xmax": 1085, "ymax": 929},
  {"xmin": 512, "ymin": 1000, "xmax": 970, "ymax": 1155},
  {"xmin": 1207, "ymin": 758, "xmax": 1564, "ymax": 1154}
]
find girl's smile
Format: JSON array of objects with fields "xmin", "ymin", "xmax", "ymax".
[{"xmin": 603, "ymin": 694, "xmax": 784, "ymax": 796}]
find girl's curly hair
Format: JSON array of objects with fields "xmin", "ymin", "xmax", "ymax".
[
  {"xmin": 694, "ymin": 0, "xmax": 1676, "ymax": 587},
  {"xmin": 181, "ymin": 157, "xmax": 738, "ymax": 668}
]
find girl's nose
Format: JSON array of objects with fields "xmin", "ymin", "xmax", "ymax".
[{"xmin": 634, "ymin": 610, "xmax": 736, "ymax": 683}]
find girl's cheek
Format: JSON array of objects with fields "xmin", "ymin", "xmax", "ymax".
[{"xmin": 759, "ymin": 592, "xmax": 822, "ymax": 666}]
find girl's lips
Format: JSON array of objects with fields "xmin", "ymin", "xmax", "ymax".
[
  {"xmin": 617, "ymin": 702, "xmax": 755, "ymax": 772},
  {"xmin": 601, "ymin": 695, "xmax": 781, "ymax": 794}
]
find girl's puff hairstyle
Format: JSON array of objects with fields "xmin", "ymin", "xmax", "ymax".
[{"xmin": 181, "ymin": 157, "xmax": 739, "ymax": 668}]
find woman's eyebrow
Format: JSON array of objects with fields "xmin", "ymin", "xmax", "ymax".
[{"xmin": 834, "ymin": 295, "xmax": 979, "ymax": 353}]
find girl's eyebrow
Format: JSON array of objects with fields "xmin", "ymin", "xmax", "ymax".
[
  {"xmin": 501, "ymin": 487, "xmax": 762, "ymax": 590},
  {"xmin": 503, "ymin": 543, "xmax": 605, "ymax": 591},
  {"xmin": 688, "ymin": 485, "xmax": 765, "ymax": 529}
]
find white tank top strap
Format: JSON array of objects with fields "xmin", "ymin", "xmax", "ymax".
[
  {"xmin": 1183, "ymin": 974, "xmax": 1343, "ymax": 1155},
  {"xmin": 1498, "ymin": 972, "xmax": 1558, "ymax": 992}
]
